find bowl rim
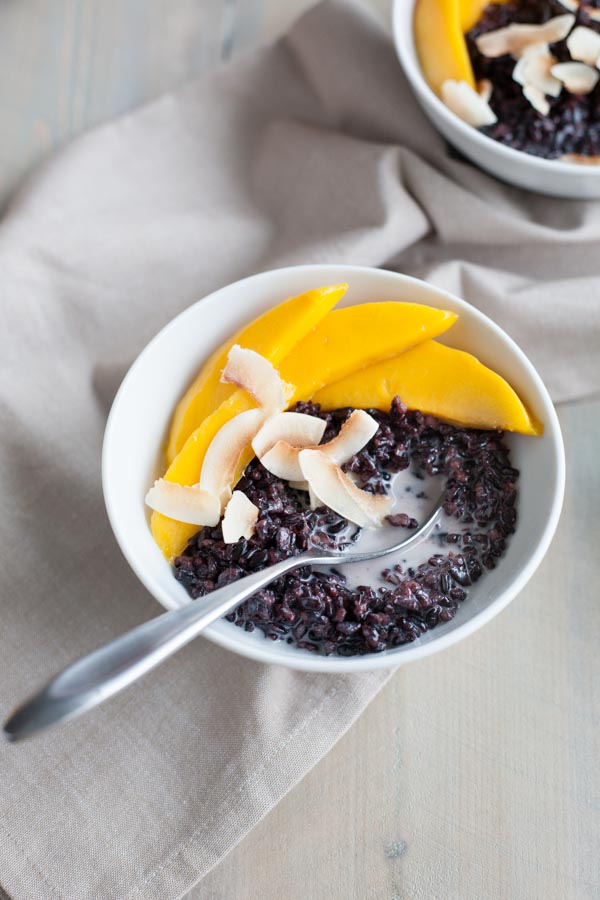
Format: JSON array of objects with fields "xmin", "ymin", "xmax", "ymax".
[
  {"xmin": 392, "ymin": 0, "xmax": 600, "ymax": 180},
  {"xmin": 102, "ymin": 264, "xmax": 565, "ymax": 672}
]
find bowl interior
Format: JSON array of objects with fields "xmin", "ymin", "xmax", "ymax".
[{"xmin": 102, "ymin": 265, "xmax": 564, "ymax": 672}]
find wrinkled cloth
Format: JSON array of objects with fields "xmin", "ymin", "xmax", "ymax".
[{"xmin": 0, "ymin": 1, "xmax": 598, "ymax": 897}]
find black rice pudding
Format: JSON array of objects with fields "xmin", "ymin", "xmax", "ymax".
[
  {"xmin": 173, "ymin": 399, "xmax": 519, "ymax": 657},
  {"xmin": 467, "ymin": 0, "xmax": 600, "ymax": 159}
]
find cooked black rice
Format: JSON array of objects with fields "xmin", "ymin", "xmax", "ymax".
[
  {"xmin": 467, "ymin": 0, "xmax": 600, "ymax": 159},
  {"xmin": 173, "ymin": 399, "xmax": 519, "ymax": 656}
]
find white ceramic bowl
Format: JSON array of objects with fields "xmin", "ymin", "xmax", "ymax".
[
  {"xmin": 102, "ymin": 265, "xmax": 565, "ymax": 672},
  {"xmin": 392, "ymin": 0, "xmax": 600, "ymax": 198}
]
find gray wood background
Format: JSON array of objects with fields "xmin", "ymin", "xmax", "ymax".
[
  {"xmin": 0, "ymin": 0, "xmax": 390, "ymax": 208},
  {"xmin": 1, "ymin": 2, "xmax": 597, "ymax": 898}
]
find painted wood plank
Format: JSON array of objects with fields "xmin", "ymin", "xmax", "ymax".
[
  {"xmin": 0, "ymin": 0, "xmax": 391, "ymax": 207},
  {"xmin": 0, "ymin": 0, "xmax": 230, "ymax": 207}
]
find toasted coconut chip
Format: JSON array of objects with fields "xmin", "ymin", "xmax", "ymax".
[
  {"xmin": 550, "ymin": 60, "xmax": 599, "ymax": 93},
  {"xmin": 258, "ymin": 409, "xmax": 379, "ymax": 483},
  {"xmin": 584, "ymin": 5, "xmax": 600, "ymax": 23},
  {"xmin": 145, "ymin": 480, "xmax": 221, "ymax": 526},
  {"xmin": 513, "ymin": 45, "xmax": 562, "ymax": 97},
  {"xmin": 298, "ymin": 449, "xmax": 393, "ymax": 528},
  {"xmin": 560, "ymin": 153, "xmax": 600, "ymax": 163},
  {"xmin": 221, "ymin": 491, "xmax": 259, "ymax": 543},
  {"xmin": 512, "ymin": 44, "xmax": 540, "ymax": 87},
  {"xmin": 221, "ymin": 345, "xmax": 293, "ymax": 413},
  {"xmin": 308, "ymin": 485, "xmax": 321, "ymax": 511},
  {"xmin": 441, "ymin": 79, "xmax": 498, "ymax": 127},
  {"xmin": 289, "ymin": 480, "xmax": 309, "ymax": 491},
  {"xmin": 475, "ymin": 15, "xmax": 575, "ymax": 59},
  {"xmin": 523, "ymin": 84, "xmax": 551, "ymax": 115},
  {"xmin": 260, "ymin": 440, "xmax": 306, "ymax": 482},
  {"xmin": 526, "ymin": 56, "xmax": 562, "ymax": 97},
  {"xmin": 319, "ymin": 410, "xmax": 379, "ymax": 465},
  {"xmin": 566, "ymin": 25, "xmax": 600, "ymax": 65},
  {"xmin": 199, "ymin": 408, "xmax": 266, "ymax": 510},
  {"xmin": 251, "ymin": 411, "xmax": 326, "ymax": 458},
  {"xmin": 478, "ymin": 78, "xmax": 493, "ymax": 103},
  {"xmin": 512, "ymin": 42, "xmax": 546, "ymax": 85}
]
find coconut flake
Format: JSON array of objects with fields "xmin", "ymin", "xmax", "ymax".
[
  {"xmin": 260, "ymin": 440, "xmax": 306, "ymax": 482},
  {"xmin": 221, "ymin": 345, "xmax": 293, "ymax": 414},
  {"xmin": 251, "ymin": 412, "xmax": 326, "ymax": 458},
  {"xmin": 258, "ymin": 409, "xmax": 379, "ymax": 484},
  {"xmin": 523, "ymin": 84, "xmax": 551, "ymax": 115},
  {"xmin": 566, "ymin": 25, "xmax": 600, "ymax": 64},
  {"xmin": 555, "ymin": 0, "xmax": 579, "ymax": 11},
  {"xmin": 478, "ymin": 79, "xmax": 493, "ymax": 103},
  {"xmin": 199, "ymin": 408, "xmax": 266, "ymax": 510},
  {"xmin": 560, "ymin": 153, "xmax": 600, "ymax": 163},
  {"xmin": 513, "ymin": 44, "xmax": 562, "ymax": 97},
  {"xmin": 475, "ymin": 15, "xmax": 575, "ymax": 59},
  {"xmin": 551, "ymin": 60, "xmax": 599, "ymax": 93},
  {"xmin": 318, "ymin": 410, "xmax": 379, "ymax": 465},
  {"xmin": 308, "ymin": 485, "xmax": 321, "ymax": 511},
  {"xmin": 145, "ymin": 480, "xmax": 221, "ymax": 526},
  {"xmin": 441, "ymin": 79, "xmax": 498, "ymax": 127},
  {"xmin": 583, "ymin": 5, "xmax": 600, "ymax": 23},
  {"xmin": 221, "ymin": 491, "xmax": 259, "ymax": 543},
  {"xmin": 512, "ymin": 42, "xmax": 546, "ymax": 85},
  {"xmin": 298, "ymin": 449, "xmax": 393, "ymax": 528}
]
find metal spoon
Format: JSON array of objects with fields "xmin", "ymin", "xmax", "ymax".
[{"xmin": 3, "ymin": 497, "xmax": 443, "ymax": 742}]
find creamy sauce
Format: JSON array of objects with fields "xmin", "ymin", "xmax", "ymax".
[{"xmin": 322, "ymin": 466, "xmax": 460, "ymax": 590}]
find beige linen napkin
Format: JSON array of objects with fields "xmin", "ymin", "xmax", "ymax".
[{"xmin": 1, "ymin": 1, "xmax": 599, "ymax": 897}]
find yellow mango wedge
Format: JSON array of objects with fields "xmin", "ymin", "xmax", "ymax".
[
  {"xmin": 314, "ymin": 340, "xmax": 542, "ymax": 436},
  {"xmin": 280, "ymin": 303, "xmax": 458, "ymax": 401},
  {"xmin": 153, "ymin": 302, "xmax": 457, "ymax": 560},
  {"xmin": 415, "ymin": 0, "xmax": 476, "ymax": 94},
  {"xmin": 166, "ymin": 283, "xmax": 347, "ymax": 464}
]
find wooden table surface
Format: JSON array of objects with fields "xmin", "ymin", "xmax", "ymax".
[
  {"xmin": 193, "ymin": 402, "xmax": 599, "ymax": 900},
  {"xmin": 1, "ymin": 2, "xmax": 597, "ymax": 899}
]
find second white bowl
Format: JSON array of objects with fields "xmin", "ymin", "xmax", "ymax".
[{"xmin": 392, "ymin": 0, "xmax": 600, "ymax": 198}]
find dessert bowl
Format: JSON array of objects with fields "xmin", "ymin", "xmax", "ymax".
[
  {"xmin": 102, "ymin": 265, "xmax": 565, "ymax": 672},
  {"xmin": 392, "ymin": 0, "xmax": 600, "ymax": 198}
]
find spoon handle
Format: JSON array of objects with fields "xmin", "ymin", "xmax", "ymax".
[
  {"xmin": 4, "ymin": 495, "xmax": 444, "ymax": 741},
  {"xmin": 3, "ymin": 553, "xmax": 315, "ymax": 742}
]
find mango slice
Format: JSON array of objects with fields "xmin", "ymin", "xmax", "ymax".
[
  {"xmin": 313, "ymin": 340, "xmax": 542, "ymax": 436},
  {"xmin": 279, "ymin": 303, "xmax": 458, "ymax": 402},
  {"xmin": 415, "ymin": 0, "xmax": 476, "ymax": 94},
  {"xmin": 152, "ymin": 392, "xmax": 257, "ymax": 561},
  {"xmin": 166, "ymin": 283, "xmax": 347, "ymax": 464},
  {"xmin": 153, "ymin": 302, "xmax": 457, "ymax": 560}
]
